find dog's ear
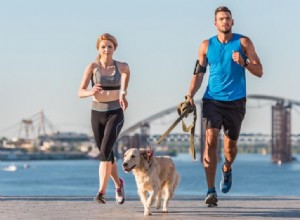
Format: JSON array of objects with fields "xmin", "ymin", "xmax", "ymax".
[
  {"xmin": 147, "ymin": 149, "xmax": 153, "ymax": 161},
  {"xmin": 141, "ymin": 149, "xmax": 148, "ymax": 160},
  {"xmin": 140, "ymin": 148, "xmax": 153, "ymax": 162}
]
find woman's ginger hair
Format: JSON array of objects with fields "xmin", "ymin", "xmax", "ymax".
[
  {"xmin": 96, "ymin": 33, "xmax": 118, "ymax": 50},
  {"xmin": 96, "ymin": 33, "xmax": 118, "ymax": 61}
]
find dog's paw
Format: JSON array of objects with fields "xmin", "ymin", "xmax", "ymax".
[
  {"xmin": 155, "ymin": 202, "xmax": 161, "ymax": 209},
  {"xmin": 162, "ymin": 208, "xmax": 168, "ymax": 213},
  {"xmin": 144, "ymin": 210, "xmax": 152, "ymax": 216},
  {"xmin": 146, "ymin": 200, "xmax": 153, "ymax": 207}
]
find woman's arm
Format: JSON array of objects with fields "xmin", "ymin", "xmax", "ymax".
[
  {"xmin": 78, "ymin": 63, "xmax": 101, "ymax": 98},
  {"xmin": 119, "ymin": 62, "xmax": 130, "ymax": 110}
]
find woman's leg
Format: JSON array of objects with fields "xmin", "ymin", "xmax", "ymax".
[
  {"xmin": 101, "ymin": 109, "xmax": 124, "ymax": 188},
  {"xmin": 100, "ymin": 109, "xmax": 125, "ymax": 204},
  {"xmin": 110, "ymin": 161, "xmax": 121, "ymax": 188},
  {"xmin": 98, "ymin": 161, "xmax": 112, "ymax": 194}
]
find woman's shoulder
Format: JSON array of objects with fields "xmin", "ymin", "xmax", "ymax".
[
  {"xmin": 90, "ymin": 61, "xmax": 99, "ymax": 68},
  {"xmin": 114, "ymin": 60, "xmax": 129, "ymax": 72},
  {"xmin": 115, "ymin": 60, "xmax": 128, "ymax": 67},
  {"xmin": 85, "ymin": 62, "xmax": 98, "ymax": 71}
]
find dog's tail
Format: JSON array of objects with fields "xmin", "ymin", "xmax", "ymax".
[
  {"xmin": 162, "ymin": 171, "xmax": 180, "ymax": 199},
  {"xmin": 168, "ymin": 171, "xmax": 180, "ymax": 199},
  {"xmin": 174, "ymin": 172, "xmax": 180, "ymax": 192}
]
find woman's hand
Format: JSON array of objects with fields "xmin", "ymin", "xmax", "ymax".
[
  {"xmin": 119, "ymin": 95, "xmax": 128, "ymax": 111},
  {"xmin": 91, "ymin": 83, "xmax": 102, "ymax": 95}
]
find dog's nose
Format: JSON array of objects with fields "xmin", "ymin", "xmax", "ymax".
[{"xmin": 123, "ymin": 162, "xmax": 128, "ymax": 167}]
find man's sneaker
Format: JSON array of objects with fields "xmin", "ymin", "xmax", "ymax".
[
  {"xmin": 205, "ymin": 191, "xmax": 218, "ymax": 207},
  {"xmin": 220, "ymin": 167, "xmax": 232, "ymax": 193},
  {"xmin": 94, "ymin": 192, "xmax": 105, "ymax": 204},
  {"xmin": 115, "ymin": 178, "xmax": 125, "ymax": 205}
]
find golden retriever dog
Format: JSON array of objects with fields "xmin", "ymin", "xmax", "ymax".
[{"xmin": 122, "ymin": 148, "xmax": 180, "ymax": 216}]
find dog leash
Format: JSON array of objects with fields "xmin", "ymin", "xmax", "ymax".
[{"xmin": 150, "ymin": 100, "xmax": 197, "ymax": 160}]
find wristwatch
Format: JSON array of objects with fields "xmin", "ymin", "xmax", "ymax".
[
  {"xmin": 120, "ymin": 90, "xmax": 127, "ymax": 96},
  {"xmin": 243, "ymin": 60, "xmax": 248, "ymax": 68}
]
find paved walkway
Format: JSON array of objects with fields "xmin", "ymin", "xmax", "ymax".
[{"xmin": 1, "ymin": 196, "xmax": 300, "ymax": 219}]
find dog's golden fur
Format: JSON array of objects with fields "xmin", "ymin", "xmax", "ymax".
[{"xmin": 122, "ymin": 148, "xmax": 180, "ymax": 216}]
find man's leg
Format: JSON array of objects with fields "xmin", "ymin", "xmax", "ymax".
[
  {"xmin": 203, "ymin": 128, "xmax": 219, "ymax": 206},
  {"xmin": 203, "ymin": 128, "xmax": 219, "ymax": 188},
  {"xmin": 220, "ymin": 135, "xmax": 237, "ymax": 193},
  {"xmin": 223, "ymin": 135, "xmax": 238, "ymax": 172}
]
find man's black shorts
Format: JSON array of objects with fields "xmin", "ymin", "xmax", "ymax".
[{"xmin": 202, "ymin": 98, "xmax": 246, "ymax": 141}]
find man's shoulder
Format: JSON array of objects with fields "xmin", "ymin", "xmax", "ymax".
[
  {"xmin": 239, "ymin": 35, "xmax": 252, "ymax": 47},
  {"xmin": 206, "ymin": 35, "xmax": 217, "ymax": 41},
  {"xmin": 200, "ymin": 39, "xmax": 210, "ymax": 48},
  {"xmin": 234, "ymin": 33, "xmax": 250, "ymax": 41}
]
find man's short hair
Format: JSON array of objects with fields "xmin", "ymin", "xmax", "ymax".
[{"xmin": 215, "ymin": 6, "xmax": 232, "ymax": 16}]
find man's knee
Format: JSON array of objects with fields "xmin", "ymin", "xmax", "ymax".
[
  {"xmin": 223, "ymin": 135, "xmax": 238, "ymax": 155},
  {"xmin": 206, "ymin": 129, "xmax": 219, "ymax": 148},
  {"xmin": 224, "ymin": 135, "xmax": 238, "ymax": 147}
]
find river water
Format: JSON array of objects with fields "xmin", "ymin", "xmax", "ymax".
[{"xmin": 0, "ymin": 153, "xmax": 299, "ymax": 197}]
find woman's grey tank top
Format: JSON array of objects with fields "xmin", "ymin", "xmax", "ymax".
[{"xmin": 91, "ymin": 60, "xmax": 121, "ymax": 90}]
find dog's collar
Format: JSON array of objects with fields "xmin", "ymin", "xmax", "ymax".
[
  {"xmin": 145, "ymin": 161, "xmax": 152, "ymax": 171},
  {"xmin": 147, "ymin": 149, "xmax": 153, "ymax": 161}
]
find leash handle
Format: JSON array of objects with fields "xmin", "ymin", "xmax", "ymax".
[
  {"xmin": 152, "ymin": 99, "xmax": 197, "ymax": 161},
  {"xmin": 155, "ymin": 107, "xmax": 190, "ymax": 146}
]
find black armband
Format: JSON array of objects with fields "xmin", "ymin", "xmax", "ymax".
[{"xmin": 193, "ymin": 60, "xmax": 206, "ymax": 75}]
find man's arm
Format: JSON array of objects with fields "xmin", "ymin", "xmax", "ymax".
[
  {"xmin": 187, "ymin": 40, "xmax": 208, "ymax": 99},
  {"xmin": 187, "ymin": 74, "xmax": 204, "ymax": 99},
  {"xmin": 241, "ymin": 37, "xmax": 263, "ymax": 77}
]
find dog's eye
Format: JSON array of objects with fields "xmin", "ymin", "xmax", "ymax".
[{"xmin": 131, "ymin": 155, "xmax": 135, "ymax": 158}]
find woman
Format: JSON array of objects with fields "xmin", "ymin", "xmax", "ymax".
[{"xmin": 78, "ymin": 33, "xmax": 130, "ymax": 204}]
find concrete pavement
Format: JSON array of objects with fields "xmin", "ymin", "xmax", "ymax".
[{"xmin": 1, "ymin": 196, "xmax": 300, "ymax": 219}]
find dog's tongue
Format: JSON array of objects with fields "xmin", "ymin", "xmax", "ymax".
[{"xmin": 123, "ymin": 164, "xmax": 136, "ymax": 172}]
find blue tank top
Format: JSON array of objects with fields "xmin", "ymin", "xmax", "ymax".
[{"xmin": 204, "ymin": 33, "xmax": 247, "ymax": 101}]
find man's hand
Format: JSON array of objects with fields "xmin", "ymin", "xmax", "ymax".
[
  {"xmin": 185, "ymin": 95, "xmax": 195, "ymax": 106},
  {"xmin": 232, "ymin": 51, "xmax": 245, "ymax": 66}
]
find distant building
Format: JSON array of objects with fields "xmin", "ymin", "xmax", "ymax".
[
  {"xmin": 148, "ymin": 133, "xmax": 200, "ymax": 144},
  {"xmin": 38, "ymin": 132, "xmax": 94, "ymax": 152}
]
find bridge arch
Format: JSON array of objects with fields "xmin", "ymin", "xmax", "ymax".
[
  {"xmin": 119, "ymin": 95, "xmax": 300, "ymax": 163},
  {"xmin": 119, "ymin": 100, "xmax": 202, "ymax": 138}
]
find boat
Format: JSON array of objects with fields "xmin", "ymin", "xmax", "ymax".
[{"xmin": 2, "ymin": 164, "xmax": 17, "ymax": 172}]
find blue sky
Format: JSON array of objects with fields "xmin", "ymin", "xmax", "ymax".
[{"xmin": 1, "ymin": 0, "xmax": 300, "ymax": 138}]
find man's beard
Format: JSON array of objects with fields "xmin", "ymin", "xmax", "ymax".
[{"xmin": 220, "ymin": 27, "xmax": 232, "ymax": 34}]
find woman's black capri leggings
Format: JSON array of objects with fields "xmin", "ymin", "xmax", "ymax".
[{"xmin": 91, "ymin": 108, "xmax": 124, "ymax": 163}]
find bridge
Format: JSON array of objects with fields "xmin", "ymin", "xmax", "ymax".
[
  {"xmin": 118, "ymin": 94, "xmax": 300, "ymax": 164},
  {"xmin": 1, "ymin": 95, "xmax": 299, "ymax": 163}
]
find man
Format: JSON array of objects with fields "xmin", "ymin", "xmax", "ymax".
[{"xmin": 186, "ymin": 6, "xmax": 263, "ymax": 207}]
